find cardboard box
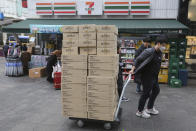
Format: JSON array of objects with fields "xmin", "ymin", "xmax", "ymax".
[
  {"xmin": 62, "ymin": 94, "xmax": 87, "ymax": 102},
  {"xmin": 87, "ymin": 84, "xmax": 117, "ymax": 92},
  {"xmin": 63, "ymin": 33, "xmax": 78, "ymax": 40},
  {"xmin": 97, "ymin": 25, "xmax": 118, "ymax": 34},
  {"xmin": 61, "ymin": 83, "xmax": 87, "ymax": 90},
  {"xmin": 88, "ymin": 111, "xmax": 115, "ymax": 121},
  {"xmin": 62, "ymin": 40, "xmax": 78, "ymax": 48},
  {"xmin": 88, "ymin": 55, "xmax": 119, "ymax": 63},
  {"xmin": 97, "ymin": 33, "xmax": 117, "ymax": 41},
  {"xmin": 79, "ymin": 33, "xmax": 96, "ymax": 40},
  {"xmin": 79, "ymin": 47, "xmax": 97, "ymax": 55},
  {"xmin": 87, "ymin": 95, "xmax": 117, "ymax": 105},
  {"xmin": 63, "ymin": 111, "xmax": 87, "ymax": 119},
  {"xmin": 62, "ymin": 47, "xmax": 78, "ymax": 55},
  {"xmin": 78, "ymin": 40, "xmax": 96, "ymax": 47},
  {"xmin": 97, "ymin": 48, "xmax": 117, "ymax": 56},
  {"xmin": 61, "ymin": 69, "xmax": 87, "ymax": 77},
  {"xmin": 61, "ymin": 76, "xmax": 87, "ymax": 84},
  {"xmin": 97, "ymin": 40, "xmax": 117, "ymax": 48},
  {"xmin": 29, "ymin": 67, "xmax": 46, "ymax": 78},
  {"xmin": 87, "ymin": 91, "xmax": 117, "ymax": 101},
  {"xmin": 61, "ymin": 61, "xmax": 87, "ymax": 69},
  {"xmin": 61, "ymin": 25, "xmax": 79, "ymax": 33},
  {"xmin": 88, "ymin": 69, "xmax": 118, "ymax": 76},
  {"xmin": 88, "ymin": 62, "xmax": 118, "ymax": 70},
  {"xmin": 88, "ymin": 106, "xmax": 116, "ymax": 114},
  {"xmin": 61, "ymin": 55, "xmax": 87, "ymax": 62},
  {"xmin": 79, "ymin": 24, "xmax": 96, "ymax": 33},
  {"xmin": 87, "ymin": 76, "xmax": 117, "ymax": 85}
]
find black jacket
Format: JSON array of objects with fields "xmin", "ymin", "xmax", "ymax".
[
  {"xmin": 134, "ymin": 48, "xmax": 156, "ymax": 83},
  {"xmin": 134, "ymin": 44, "xmax": 151, "ymax": 83}
]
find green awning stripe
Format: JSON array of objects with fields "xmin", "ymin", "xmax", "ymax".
[
  {"xmin": 54, "ymin": 7, "xmax": 76, "ymax": 10},
  {"xmin": 131, "ymin": 6, "xmax": 150, "ymax": 9},
  {"xmin": 105, "ymin": 6, "xmax": 129, "ymax": 9},
  {"xmin": 36, "ymin": 7, "xmax": 52, "ymax": 10}
]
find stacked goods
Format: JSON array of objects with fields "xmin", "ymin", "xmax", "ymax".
[
  {"xmin": 168, "ymin": 39, "xmax": 187, "ymax": 87},
  {"xmin": 87, "ymin": 25, "xmax": 119, "ymax": 121},
  {"xmin": 97, "ymin": 25, "xmax": 118, "ymax": 56},
  {"xmin": 61, "ymin": 25, "xmax": 119, "ymax": 121},
  {"xmin": 61, "ymin": 25, "xmax": 87, "ymax": 118},
  {"xmin": 61, "ymin": 55, "xmax": 88, "ymax": 118},
  {"xmin": 79, "ymin": 25, "xmax": 97, "ymax": 55}
]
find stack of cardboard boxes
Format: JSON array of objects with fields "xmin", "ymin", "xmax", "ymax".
[
  {"xmin": 61, "ymin": 24, "xmax": 119, "ymax": 121},
  {"xmin": 87, "ymin": 25, "xmax": 119, "ymax": 121}
]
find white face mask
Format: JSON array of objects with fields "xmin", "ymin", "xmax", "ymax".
[{"xmin": 160, "ymin": 46, "xmax": 166, "ymax": 51}]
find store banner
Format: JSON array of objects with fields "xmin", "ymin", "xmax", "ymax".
[
  {"xmin": 36, "ymin": 1, "xmax": 53, "ymax": 15},
  {"xmin": 104, "ymin": 1, "xmax": 130, "ymax": 15},
  {"xmin": 30, "ymin": 25, "xmax": 63, "ymax": 33},
  {"xmin": 77, "ymin": 0, "xmax": 103, "ymax": 15},
  {"xmin": 130, "ymin": 0, "xmax": 150, "ymax": 15},
  {"xmin": 53, "ymin": 0, "xmax": 76, "ymax": 15}
]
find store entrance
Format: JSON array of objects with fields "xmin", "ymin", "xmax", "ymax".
[{"xmin": 37, "ymin": 33, "xmax": 62, "ymax": 55}]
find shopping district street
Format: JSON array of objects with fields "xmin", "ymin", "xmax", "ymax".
[{"xmin": 0, "ymin": 57, "xmax": 195, "ymax": 131}]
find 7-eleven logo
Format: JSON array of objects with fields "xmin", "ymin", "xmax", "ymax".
[{"xmin": 85, "ymin": 2, "xmax": 94, "ymax": 14}]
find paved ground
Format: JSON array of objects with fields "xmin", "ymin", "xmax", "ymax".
[{"xmin": 0, "ymin": 57, "xmax": 196, "ymax": 131}]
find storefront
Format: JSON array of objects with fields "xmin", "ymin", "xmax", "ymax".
[{"xmin": 2, "ymin": 0, "xmax": 189, "ymax": 84}]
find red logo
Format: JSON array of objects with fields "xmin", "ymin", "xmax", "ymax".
[{"xmin": 86, "ymin": 2, "xmax": 94, "ymax": 14}]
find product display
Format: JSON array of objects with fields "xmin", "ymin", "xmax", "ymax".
[{"xmin": 29, "ymin": 55, "xmax": 48, "ymax": 69}]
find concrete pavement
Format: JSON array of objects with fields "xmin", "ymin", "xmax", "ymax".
[{"xmin": 0, "ymin": 57, "xmax": 196, "ymax": 131}]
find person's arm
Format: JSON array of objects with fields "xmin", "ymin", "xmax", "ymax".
[{"xmin": 131, "ymin": 49, "xmax": 152, "ymax": 74}]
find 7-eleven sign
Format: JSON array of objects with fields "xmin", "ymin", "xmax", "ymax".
[
  {"xmin": 78, "ymin": 0, "xmax": 103, "ymax": 15},
  {"xmin": 86, "ymin": 2, "xmax": 94, "ymax": 15}
]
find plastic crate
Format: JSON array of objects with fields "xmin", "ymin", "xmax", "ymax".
[
  {"xmin": 170, "ymin": 79, "xmax": 182, "ymax": 88},
  {"xmin": 179, "ymin": 69, "xmax": 188, "ymax": 86},
  {"xmin": 170, "ymin": 41, "xmax": 177, "ymax": 47}
]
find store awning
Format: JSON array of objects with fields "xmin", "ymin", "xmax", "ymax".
[{"xmin": 2, "ymin": 19, "xmax": 189, "ymax": 34}]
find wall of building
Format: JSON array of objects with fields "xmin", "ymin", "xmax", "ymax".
[{"xmin": 27, "ymin": 0, "xmax": 179, "ymax": 19}]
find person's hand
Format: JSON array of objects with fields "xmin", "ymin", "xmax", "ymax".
[{"xmin": 130, "ymin": 69, "xmax": 134, "ymax": 74}]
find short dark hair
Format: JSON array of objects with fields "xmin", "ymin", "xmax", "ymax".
[
  {"xmin": 155, "ymin": 35, "xmax": 168, "ymax": 45},
  {"xmin": 143, "ymin": 36, "xmax": 151, "ymax": 43}
]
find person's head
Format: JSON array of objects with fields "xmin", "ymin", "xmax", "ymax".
[
  {"xmin": 52, "ymin": 50, "xmax": 62, "ymax": 57},
  {"xmin": 155, "ymin": 35, "xmax": 168, "ymax": 52},
  {"xmin": 143, "ymin": 36, "xmax": 151, "ymax": 47}
]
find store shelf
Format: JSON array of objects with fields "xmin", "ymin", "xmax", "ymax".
[
  {"xmin": 122, "ymin": 73, "xmax": 130, "ymax": 75},
  {"xmin": 123, "ymin": 62, "xmax": 134, "ymax": 64},
  {"xmin": 121, "ymin": 47, "xmax": 135, "ymax": 49},
  {"xmin": 121, "ymin": 67, "xmax": 132, "ymax": 69},
  {"xmin": 161, "ymin": 67, "xmax": 169, "ymax": 69},
  {"xmin": 121, "ymin": 57, "xmax": 134, "ymax": 59},
  {"xmin": 121, "ymin": 52, "xmax": 135, "ymax": 54}
]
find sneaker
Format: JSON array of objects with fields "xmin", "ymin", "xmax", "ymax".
[
  {"xmin": 136, "ymin": 111, "xmax": 151, "ymax": 119},
  {"xmin": 145, "ymin": 108, "xmax": 159, "ymax": 115},
  {"xmin": 122, "ymin": 97, "xmax": 129, "ymax": 102}
]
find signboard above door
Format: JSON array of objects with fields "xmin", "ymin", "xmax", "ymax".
[{"xmin": 35, "ymin": 0, "xmax": 151, "ymax": 16}]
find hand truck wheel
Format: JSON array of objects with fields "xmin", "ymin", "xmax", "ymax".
[
  {"xmin": 104, "ymin": 123, "xmax": 111, "ymax": 130},
  {"xmin": 77, "ymin": 120, "xmax": 84, "ymax": 128}
]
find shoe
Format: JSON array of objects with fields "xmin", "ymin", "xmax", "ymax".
[
  {"xmin": 136, "ymin": 110, "xmax": 151, "ymax": 119},
  {"xmin": 122, "ymin": 97, "xmax": 129, "ymax": 102},
  {"xmin": 136, "ymin": 90, "xmax": 143, "ymax": 94},
  {"xmin": 145, "ymin": 108, "xmax": 159, "ymax": 115}
]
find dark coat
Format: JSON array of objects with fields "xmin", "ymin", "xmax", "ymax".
[
  {"xmin": 134, "ymin": 48, "xmax": 156, "ymax": 83},
  {"xmin": 134, "ymin": 44, "xmax": 151, "ymax": 83}
]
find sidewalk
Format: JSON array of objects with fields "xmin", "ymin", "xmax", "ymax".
[{"xmin": 0, "ymin": 57, "xmax": 196, "ymax": 131}]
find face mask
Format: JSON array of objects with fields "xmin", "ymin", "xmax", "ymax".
[{"xmin": 160, "ymin": 46, "xmax": 166, "ymax": 51}]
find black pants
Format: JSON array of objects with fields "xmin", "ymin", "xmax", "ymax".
[
  {"xmin": 138, "ymin": 75, "xmax": 160, "ymax": 112},
  {"xmin": 46, "ymin": 66, "xmax": 53, "ymax": 82}
]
